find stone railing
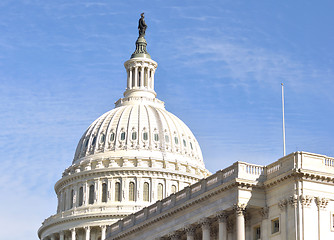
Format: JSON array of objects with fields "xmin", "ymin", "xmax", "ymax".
[{"xmin": 108, "ymin": 161, "xmax": 266, "ymax": 237}]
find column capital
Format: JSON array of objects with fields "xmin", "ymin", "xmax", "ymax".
[
  {"xmin": 289, "ymin": 195, "xmax": 298, "ymax": 207},
  {"xmin": 168, "ymin": 232, "xmax": 180, "ymax": 240},
  {"xmin": 184, "ymin": 225, "xmax": 195, "ymax": 236},
  {"xmin": 300, "ymin": 195, "xmax": 313, "ymax": 207},
  {"xmin": 216, "ymin": 211, "xmax": 228, "ymax": 222},
  {"xmin": 233, "ymin": 203, "xmax": 246, "ymax": 216},
  {"xmin": 278, "ymin": 199, "xmax": 287, "ymax": 211},
  {"xmin": 315, "ymin": 196, "xmax": 329, "ymax": 209},
  {"xmin": 199, "ymin": 218, "xmax": 211, "ymax": 230},
  {"xmin": 259, "ymin": 207, "xmax": 269, "ymax": 219}
]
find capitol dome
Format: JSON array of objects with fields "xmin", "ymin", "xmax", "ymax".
[{"xmin": 39, "ymin": 15, "xmax": 209, "ymax": 240}]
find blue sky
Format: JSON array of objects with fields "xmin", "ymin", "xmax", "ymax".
[{"xmin": 0, "ymin": 1, "xmax": 333, "ymax": 239}]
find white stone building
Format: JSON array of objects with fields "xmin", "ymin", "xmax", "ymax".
[
  {"xmin": 106, "ymin": 152, "xmax": 334, "ymax": 240},
  {"xmin": 39, "ymin": 17, "xmax": 334, "ymax": 240},
  {"xmin": 38, "ymin": 20, "xmax": 210, "ymax": 240}
]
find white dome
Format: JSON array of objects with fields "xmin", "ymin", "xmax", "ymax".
[
  {"xmin": 73, "ymin": 104, "xmax": 204, "ymax": 168},
  {"xmin": 38, "ymin": 26, "xmax": 210, "ymax": 240}
]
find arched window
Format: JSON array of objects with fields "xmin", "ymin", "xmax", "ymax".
[
  {"xmin": 102, "ymin": 183, "xmax": 107, "ymax": 203},
  {"xmin": 183, "ymin": 139, "xmax": 187, "ymax": 147},
  {"xmin": 120, "ymin": 132, "xmax": 126, "ymax": 141},
  {"xmin": 143, "ymin": 132, "xmax": 148, "ymax": 141},
  {"xmin": 115, "ymin": 182, "xmax": 121, "ymax": 201},
  {"xmin": 70, "ymin": 189, "xmax": 74, "ymax": 208},
  {"xmin": 154, "ymin": 133, "xmax": 159, "ymax": 141},
  {"xmin": 78, "ymin": 187, "xmax": 83, "ymax": 206},
  {"xmin": 157, "ymin": 183, "xmax": 163, "ymax": 200},
  {"xmin": 174, "ymin": 136, "xmax": 179, "ymax": 145},
  {"xmin": 129, "ymin": 182, "xmax": 135, "ymax": 201},
  {"xmin": 171, "ymin": 185, "xmax": 177, "ymax": 194},
  {"xmin": 143, "ymin": 182, "xmax": 149, "ymax": 202},
  {"xmin": 89, "ymin": 185, "xmax": 94, "ymax": 204},
  {"xmin": 110, "ymin": 132, "xmax": 115, "ymax": 142},
  {"xmin": 132, "ymin": 131, "xmax": 137, "ymax": 140},
  {"xmin": 165, "ymin": 135, "xmax": 169, "ymax": 143}
]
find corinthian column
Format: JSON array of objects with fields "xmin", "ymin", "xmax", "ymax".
[
  {"xmin": 184, "ymin": 225, "xmax": 195, "ymax": 240},
  {"xmin": 200, "ymin": 218, "xmax": 211, "ymax": 240},
  {"xmin": 101, "ymin": 225, "xmax": 107, "ymax": 240},
  {"xmin": 234, "ymin": 204, "xmax": 246, "ymax": 240},
  {"xmin": 217, "ymin": 212, "xmax": 228, "ymax": 240},
  {"xmin": 71, "ymin": 228, "xmax": 76, "ymax": 240},
  {"xmin": 59, "ymin": 231, "xmax": 64, "ymax": 240},
  {"xmin": 85, "ymin": 226, "xmax": 90, "ymax": 240}
]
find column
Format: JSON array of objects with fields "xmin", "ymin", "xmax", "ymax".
[
  {"xmin": 217, "ymin": 212, "xmax": 227, "ymax": 240},
  {"xmin": 184, "ymin": 226, "xmax": 195, "ymax": 240},
  {"xmin": 134, "ymin": 67, "xmax": 138, "ymax": 88},
  {"xmin": 279, "ymin": 200, "xmax": 287, "ymax": 239},
  {"xmin": 85, "ymin": 226, "xmax": 90, "ymax": 240},
  {"xmin": 127, "ymin": 69, "xmax": 130, "ymax": 89},
  {"xmin": 101, "ymin": 225, "xmax": 107, "ymax": 240},
  {"xmin": 260, "ymin": 207, "xmax": 269, "ymax": 239},
  {"xmin": 59, "ymin": 231, "xmax": 65, "ymax": 240},
  {"xmin": 201, "ymin": 218, "xmax": 211, "ymax": 240},
  {"xmin": 71, "ymin": 228, "xmax": 76, "ymax": 240},
  {"xmin": 234, "ymin": 204, "xmax": 246, "ymax": 240}
]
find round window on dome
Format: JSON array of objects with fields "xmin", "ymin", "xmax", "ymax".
[
  {"xmin": 143, "ymin": 132, "xmax": 148, "ymax": 141},
  {"xmin": 165, "ymin": 135, "xmax": 169, "ymax": 143},
  {"xmin": 120, "ymin": 132, "xmax": 126, "ymax": 141},
  {"xmin": 154, "ymin": 133, "xmax": 159, "ymax": 142},
  {"xmin": 132, "ymin": 131, "xmax": 137, "ymax": 140},
  {"xmin": 174, "ymin": 137, "xmax": 179, "ymax": 145}
]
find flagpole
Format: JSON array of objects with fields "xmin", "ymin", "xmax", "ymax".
[{"xmin": 281, "ymin": 83, "xmax": 286, "ymax": 156}]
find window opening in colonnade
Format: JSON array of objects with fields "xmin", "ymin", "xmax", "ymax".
[
  {"xmin": 143, "ymin": 182, "xmax": 149, "ymax": 201},
  {"xmin": 138, "ymin": 70, "xmax": 141, "ymax": 87},
  {"xmin": 129, "ymin": 182, "xmax": 135, "ymax": 201},
  {"xmin": 115, "ymin": 182, "xmax": 121, "ymax": 201},
  {"xmin": 89, "ymin": 185, "xmax": 95, "ymax": 204},
  {"xmin": 102, "ymin": 183, "xmax": 107, "ymax": 203},
  {"xmin": 253, "ymin": 225, "xmax": 261, "ymax": 240},
  {"xmin": 271, "ymin": 218, "xmax": 280, "ymax": 234},
  {"xmin": 157, "ymin": 183, "xmax": 163, "ymax": 200},
  {"xmin": 79, "ymin": 187, "xmax": 83, "ymax": 206},
  {"xmin": 62, "ymin": 192, "xmax": 66, "ymax": 211},
  {"xmin": 171, "ymin": 185, "xmax": 176, "ymax": 194},
  {"xmin": 70, "ymin": 189, "xmax": 74, "ymax": 208}
]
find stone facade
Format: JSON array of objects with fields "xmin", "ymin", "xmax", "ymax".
[{"xmin": 107, "ymin": 152, "xmax": 334, "ymax": 240}]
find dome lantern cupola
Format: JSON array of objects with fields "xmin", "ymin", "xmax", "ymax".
[{"xmin": 121, "ymin": 12, "xmax": 158, "ymax": 102}]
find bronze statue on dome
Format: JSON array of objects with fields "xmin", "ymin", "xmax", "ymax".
[{"xmin": 138, "ymin": 13, "xmax": 147, "ymax": 38}]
